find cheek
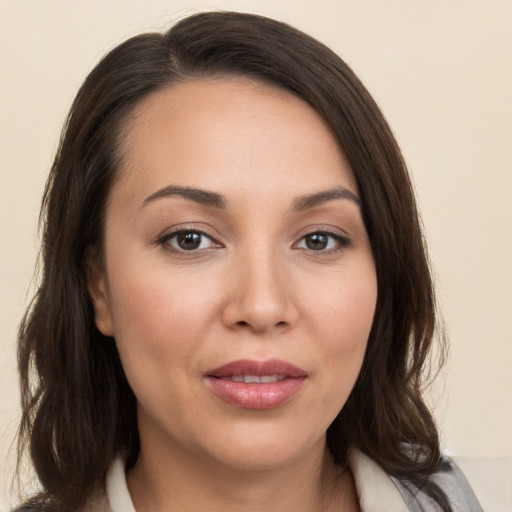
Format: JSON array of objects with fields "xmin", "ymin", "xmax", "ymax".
[
  {"xmin": 310, "ymin": 264, "xmax": 377, "ymax": 348},
  {"xmin": 105, "ymin": 266, "xmax": 224, "ymax": 426},
  {"xmin": 105, "ymin": 261, "xmax": 221, "ymax": 375},
  {"xmin": 307, "ymin": 264, "xmax": 376, "ymax": 402}
]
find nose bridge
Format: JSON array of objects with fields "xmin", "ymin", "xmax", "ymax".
[{"xmin": 223, "ymin": 237, "xmax": 297, "ymax": 332}]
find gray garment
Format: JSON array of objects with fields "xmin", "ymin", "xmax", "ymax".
[{"xmin": 391, "ymin": 457, "xmax": 484, "ymax": 511}]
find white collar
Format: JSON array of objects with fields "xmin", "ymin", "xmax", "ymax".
[
  {"xmin": 106, "ymin": 458, "xmax": 136, "ymax": 512},
  {"xmin": 106, "ymin": 449, "xmax": 408, "ymax": 512},
  {"xmin": 349, "ymin": 449, "xmax": 409, "ymax": 512}
]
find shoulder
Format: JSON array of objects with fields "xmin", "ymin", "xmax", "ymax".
[
  {"xmin": 10, "ymin": 501, "xmax": 50, "ymax": 512},
  {"xmin": 12, "ymin": 491, "xmax": 112, "ymax": 512},
  {"xmin": 81, "ymin": 487, "xmax": 112, "ymax": 512},
  {"xmin": 349, "ymin": 449, "xmax": 484, "ymax": 512},
  {"xmin": 80, "ymin": 493, "xmax": 111, "ymax": 512},
  {"xmin": 390, "ymin": 456, "xmax": 484, "ymax": 512}
]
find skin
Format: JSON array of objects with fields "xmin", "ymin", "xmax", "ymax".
[{"xmin": 88, "ymin": 79, "xmax": 377, "ymax": 511}]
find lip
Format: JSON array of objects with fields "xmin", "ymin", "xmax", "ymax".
[{"xmin": 204, "ymin": 359, "xmax": 307, "ymax": 410}]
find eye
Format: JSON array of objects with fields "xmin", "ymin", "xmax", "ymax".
[
  {"xmin": 160, "ymin": 230, "xmax": 219, "ymax": 252},
  {"xmin": 295, "ymin": 231, "xmax": 349, "ymax": 252}
]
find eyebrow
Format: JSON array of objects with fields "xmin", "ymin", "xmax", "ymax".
[
  {"xmin": 141, "ymin": 185, "xmax": 227, "ymax": 209},
  {"xmin": 140, "ymin": 184, "xmax": 360, "ymax": 211},
  {"xmin": 292, "ymin": 187, "xmax": 361, "ymax": 211}
]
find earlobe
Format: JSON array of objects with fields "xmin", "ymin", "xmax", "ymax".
[{"xmin": 87, "ymin": 259, "xmax": 114, "ymax": 337}]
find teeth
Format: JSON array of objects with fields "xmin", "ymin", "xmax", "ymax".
[
  {"xmin": 222, "ymin": 375, "xmax": 285, "ymax": 383},
  {"xmin": 259, "ymin": 375, "xmax": 279, "ymax": 383}
]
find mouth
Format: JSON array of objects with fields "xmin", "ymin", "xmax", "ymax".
[{"xmin": 204, "ymin": 359, "xmax": 307, "ymax": 410}]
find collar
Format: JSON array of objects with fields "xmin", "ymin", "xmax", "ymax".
[
  {"xmin": 106, "ymin": 458, "xmax": 136, "ymax": 512},
  {"xmin": 349, "ymin": 449, "xmax": 409, "ymax": 512}
]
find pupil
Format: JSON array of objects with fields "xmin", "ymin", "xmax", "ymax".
[
  {"xmin": 306, "ymin": 233, "xmax": 328, "ymax": 250},
  {"xmin": 177, "ymin": 232, "xmax": 201, "ymax": 250}
]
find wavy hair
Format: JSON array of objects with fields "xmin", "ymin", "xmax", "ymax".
[{"xmin": 16, "ymin": 11, "xmax": 448, "ymax": 511}]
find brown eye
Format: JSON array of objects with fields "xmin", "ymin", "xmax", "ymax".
[
  {"xmin": 176, "ymin": 232, "xmax": 202, "ymax": 250},
  {"xmin": 162, "ymin": 230, "xmax": 217, "ymax": 252},
  {"xmin": 304, "ymin": 233, "xmax": 329, "ymax": 250},
  {"xmin": 295, "ymin": 231, "xmax": 350, "ymax": 252}
]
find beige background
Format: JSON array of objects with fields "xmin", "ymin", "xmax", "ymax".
[{"xmin": 1, "ymin": 0, "xmax": 511, "ymax": 508}]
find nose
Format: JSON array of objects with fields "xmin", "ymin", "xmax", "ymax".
[{"xmin": 221, "ymin": 245, "xmax": 299, "ymax": 334}]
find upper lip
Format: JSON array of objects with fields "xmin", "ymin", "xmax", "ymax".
[{"xmin": 205, "ymin": 359, "xmax": 307, "ymax": 378}]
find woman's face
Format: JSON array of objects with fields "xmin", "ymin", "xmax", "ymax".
[{"xmin": 89, "ymin": 79, "xmax": 377, "ymax": 471}]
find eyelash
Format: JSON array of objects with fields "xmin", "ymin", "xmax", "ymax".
[{"xmin": 156, "ymin": 227, "xmax": 351, "ymax": 254}]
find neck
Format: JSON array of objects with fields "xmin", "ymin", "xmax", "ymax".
[{"xmin": 127, "ymin": 436, "xmax": 358, "ymax": 512}]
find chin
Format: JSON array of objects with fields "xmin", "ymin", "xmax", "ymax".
[{"xmin": 195, "ymin": 422, "xmax": 327, "ymax": 472}]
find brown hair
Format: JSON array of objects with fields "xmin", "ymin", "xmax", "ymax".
[{"xmin": 16, "ymin": 11, "xmax": 449, "ymax": 511}]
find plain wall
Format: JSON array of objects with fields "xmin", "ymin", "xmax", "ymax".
[{"xmin": 1, "ymin": 0, "xmax": 511, "ymax": 507}]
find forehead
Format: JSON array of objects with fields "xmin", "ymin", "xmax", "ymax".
[{"xmin": 113, "ymin": 78, "xmax": 358, "ymax": 207}]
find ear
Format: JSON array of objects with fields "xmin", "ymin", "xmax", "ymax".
[{"xmin": 87, "ymin": 252, "xmax": 114, "ymax": 337}]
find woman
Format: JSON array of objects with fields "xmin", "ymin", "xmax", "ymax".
[{"xmin": 15, "ymin": 11, "xmax": 482, "ymax": 512}]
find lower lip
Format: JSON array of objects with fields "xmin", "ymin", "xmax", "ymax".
[{"xmin": 205, "ymin": 377, "xmax": 306, "ymax": 410}]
